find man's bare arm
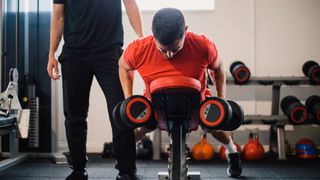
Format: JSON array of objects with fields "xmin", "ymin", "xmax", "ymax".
[
  {"xmin": 208, "ymin": 57, "xmax": 226, "ymax": 99},
  {"xmin": 122, "ymin": 0, "xmax": 144, "ymax": 38},
  {"xmin": 119, "ymin": 55, "xmax": 135, "ymax": 99},
  {"xmin": 47, "ymin": 4, "xmax": 64, "ymax": 80}
]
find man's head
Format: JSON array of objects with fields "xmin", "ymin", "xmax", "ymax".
[{"xmin": 152, "ymin": 8, "xmax": 188, "ymax": 59}]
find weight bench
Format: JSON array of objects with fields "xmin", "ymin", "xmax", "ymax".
[
  {"xmin": 113, "ymin": 76, "xmax": 243, "ymax": 180},
  {"xmin": 0, "ymin": 116, "xmax": 28, "ymax": 172}
]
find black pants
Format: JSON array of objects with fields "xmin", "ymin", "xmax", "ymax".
[{"xmin": 60, "ymin": 47, "xmax": 136, "ymax": 175}]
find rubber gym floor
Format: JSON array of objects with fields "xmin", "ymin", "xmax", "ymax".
[{"xmin": 0, "ymin": 153, "xmax": 319, "ymax": 180}]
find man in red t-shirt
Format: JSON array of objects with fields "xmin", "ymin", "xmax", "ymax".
[{"xmin": 119, "ymin": 8, "xmax": 242, "ymax": 177}]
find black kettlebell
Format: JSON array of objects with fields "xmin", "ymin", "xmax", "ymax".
[
  {"xmin": 101, "ymin": 142, "xmax": 114, "ymax": 158},
  {"xmin": 136, "ymin": 136, "xmax": 153, "ymax": 160},
  {"xmin": 281, "ymin": 96, "xmax": 308, "ymax": 125},
  {"xmin": 230, "ymin": 61, "xmax": 251, "ymax": 85},
  {"xmin": 302, "ymin": 60, "xmax": 320, "ymax": 84}
]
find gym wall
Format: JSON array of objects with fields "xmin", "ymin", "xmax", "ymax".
[{"xmin": 52, "ymin": 0, "xmax": 320, "ymax": 152}]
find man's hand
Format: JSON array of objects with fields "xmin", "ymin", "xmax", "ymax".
[
  {"xmin": 47, "ymin": 56, "xmax": 60, "ymax": 80},
  {"xmin": 135, "ymin": 127, "xmax": 152, "ymax": 141}
]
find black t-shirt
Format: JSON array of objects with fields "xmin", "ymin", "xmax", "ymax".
[{"xmin": 53, "ymin": 0, "xmax": 123, "ymax": 56}]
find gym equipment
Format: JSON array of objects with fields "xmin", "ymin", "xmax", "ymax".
[
  {"xmin": 199, "ymin": 98, "xmax": 244, "ymax": 131},
  {"xmin": 285, "ymin": 139, "xmax": 295, "ymax": 156},
  {"xmin": 112, "ymin": 95, "xmax": 157, "ymax": 130},
  {"xmin": 225, "ymin": 100, "xmax": 244, "ymax": 130},
  {"xmin": 120, "ymin": 95, "xmax": 154, "ymax": 129},
  {"xmin": 1, "ymin": 68, "xmax": 30, "ymax": 138},
  {"xmin": 136, "ymin": 136, "xmax": 153, "ymax": 160},
  {"xmin": 223, "ymin": 75, "xmax": 318, "ymax": 161},
  {"xmin": 122, "ymin": 75, "xmax": 245, "ymax": 179},
  {"xmin": 192, "ymin": 133, "xmax": 214, "ymax": 161},
  {"xmin": 101, "ymin": 142, "xmax": 114, "ymax": 158},
  {"xmin": 151, "ymin": 76, "xmax": 201, "ymax": 180},
  {"xmin": 112, "ymin": 101, "xmax": 129, "ymax": 130},
  {"xmin": 199, "ymin": 97, "xmax": 232, "ymax": 130},
  {"xmin": 305, "ymin": 95, "xmax": 320, "ymax": 123},
  {"xmin": 229, "ymin": 61, "xmax": 251, "ymax": 85},
  {"xmin": 280, "ymin": 96, "xmax": 308, "ymax": 125},
  {"xmin": 219, "ymin": 142, "xmax": 241, "ymax": 161},
  {"xmin": 302, "ymin": 60, "xmax": 320, "ymax": 84},
  {"xmin": 1, "ymin": 69, "xmax": 20, "ymax": 117},
  {"xmin": 243, "ymin": 132, "xmax": 265, "ymax": 161},
  {"xmin": 199, "ymin": 97, "xmax": 244, "ymax": 131},
  {"xmin": 0, "ymin": 68, "xmax": 30, "ymax": 172},
  {"xmin": 295, "ymin": 138, "xmax": 318, "ymax": 159}
]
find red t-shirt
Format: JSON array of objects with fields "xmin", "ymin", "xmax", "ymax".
[{"xmin": 123, "ymin": 31, "xmax": 218, "ymax": 98}]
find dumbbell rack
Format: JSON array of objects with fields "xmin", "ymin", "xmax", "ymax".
[{"xmin": 225, "ymin": 76, "xmax": 318, "ymax": 160}]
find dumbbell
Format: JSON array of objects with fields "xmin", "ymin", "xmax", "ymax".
[
  {"xmin": 305, "ymin": 95, "xmax": 320, "ymax": 123},
  {"xmin": 302, "ymin": 60, "xmax": 320, "ymax": 84},
  {"xmin": 280, "ymin": 96, "xmax": 308, "ymax": 125},
  {"xmin": 230, "ymin": 61, "xmax": 251, "ymax": 85},
  {"xmin": 112, "ymin": 95, "xmax": 157, "ymax": 130},
  {"xmin": 199, "ymin": 97, "xmax": 244, "ymax": 131},
  {"xmin": 224, "ymin": 100, "xmax": 244, "ymax": 130}
]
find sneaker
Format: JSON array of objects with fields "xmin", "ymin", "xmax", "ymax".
[
  {"xmin": 226, "ymin": 152, "xmax": 242, "ymax": 177},
  {"xmin": 116, "ymin": 174, "xmax": 141, "ymax": 180},
  {"xmin": 65, "ymin": 169, "xmax": 88, "ymax": 180}
]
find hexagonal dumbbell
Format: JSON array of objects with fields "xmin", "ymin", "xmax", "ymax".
[
  {"xmin": 302, "ymin": 60, "xmax": 320, "ymax": 84},
  {"xmin": 112, "ymin": 95, "xmax": 157, "ymax": 130},
  {"xmin": 305, "ymin": 95, "xmax": 320, "ymax": 124},
  {"xmin": 224, "ymin": 100, "xmax": 244, "ymax": 131},
  {"xmin": 281, "ymin": 96, "xmax": 308, "ymax": 125},
  {"xmin": 199, "ymin": 97, "xmax": 243, "ymax": 131},
  {"xmin": 230, "ymin": 61, "xmax": 251, "ymax": 85}
]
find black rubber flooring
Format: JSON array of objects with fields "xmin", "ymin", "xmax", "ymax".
[{"xmin": 0, "ymin": 154, "xmax": 319, "ymax": 180}]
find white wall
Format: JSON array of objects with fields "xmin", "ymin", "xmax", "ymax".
[{"xmin": 54, "ymin": 0, "xmax": 320, "ymax": 152}]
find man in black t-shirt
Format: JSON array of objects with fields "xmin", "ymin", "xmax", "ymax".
[{"xmin": 47, "ymin": 0, "xmax": 143, "ymax": 180}]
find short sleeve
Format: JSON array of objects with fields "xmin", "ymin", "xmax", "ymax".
[
  {"xmin": 206, "ymin": 39, "xmax": 218, "ymax": 70},
  {"xmin": 53, "ymin": 0, "xmax": 65, "ymax": 4},
  {"xmin": 123, "ymin": 42, "xmax": 137, "ymax": 70}
]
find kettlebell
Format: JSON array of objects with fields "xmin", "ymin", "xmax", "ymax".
[
  {"xmin": 101, "ymin": 142, "xmax": 114, "ymax": 158},
  {"xmin": 295, "ymin": 138, "xmax": 318, "ymax": 159},
  {"xmin": 242, "ymin": 132, "xmax": 265, "ymax": 161},
  {"xmin": 192, "ymin": 133, "xmax": 214, "ymax": 161},
  {"xmin": 136, "ymin": 136, "xmax": 153, "ymax": 160}
]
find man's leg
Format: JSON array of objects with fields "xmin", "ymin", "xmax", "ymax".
[
  {"xmin": 210, "ymin": 130, "xmax": 242, "ymax": 177},
  {"xmin": 61, "ymin": 58, "xmax": 94, "ymax": 179},
  {"xmin": 93, "ymin": 48, "xmax": 137, "ymax": 178}
]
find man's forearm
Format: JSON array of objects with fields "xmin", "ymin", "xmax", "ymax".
[
  {"xmin": 213, "ymin": 68, "xmax": 226, "ymax": 99},
  {"xmin": 123, "ymin": 0, "xmax": 143, "ymax": 37},
  {"xmin": 119, "ymin": 67, "xmax": 135, "ymax": 99}
]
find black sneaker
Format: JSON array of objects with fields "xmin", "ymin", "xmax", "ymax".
[
  {"xmin": 226, "ymin": 152, "xmax": 242, "ymax": 177},
  {"xmin": 116, "ymin": 174, "xmax": 141, "ymax": 180},
  {"xmin": 66, "ymin": 169, "xmax": 88, "ymax": 180}
]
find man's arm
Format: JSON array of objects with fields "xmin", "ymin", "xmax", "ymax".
[
  {"xmin": 47, "ymin": 4, "xmax": 64, "ymax": 80},
  {"xmin": 208, "ymin": 57, "xmax": 226, "ymax": 99},
  {"xmin": 122, "ymin": 0, "xmax": 144, "ymax": 38},
  {"xmin": 119, "ymin": 55, "xmax": 135, "ymax": 99}
]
